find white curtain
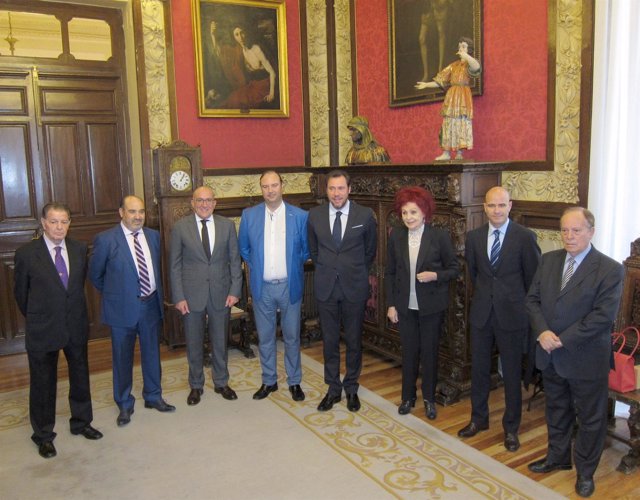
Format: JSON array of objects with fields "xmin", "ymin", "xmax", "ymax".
[{"xmin": 589, "ymin": 0, "xmax": 640, "ymax": 262}]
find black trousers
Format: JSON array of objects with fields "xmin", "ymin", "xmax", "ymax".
[
  {"xmin": 542, "ymin": 363, "xmax": 609, "ymax": 478},
  {"xmin": 470, "ymin": 310, "xmax": 525, "ymax": 433},
  {"xmin": 27, "ymin": 342, "xmax": 93, "ymax": 444},
  {"xmin": 398, "ymin": 309, "xmax": 444, "ymax": 402},
  {"xmin": 317, "ymin": 280, "xmax": 366, "ymax": 396}
]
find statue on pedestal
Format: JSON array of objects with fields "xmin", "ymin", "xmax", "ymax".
[{"xmin": 416, "ymin": 37, "xmax": 481, "ymax": 161}]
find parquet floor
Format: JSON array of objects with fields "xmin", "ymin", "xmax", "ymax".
[{"xmin": 1, "ymin": 338, "xmax": 638, "ymax": 499}]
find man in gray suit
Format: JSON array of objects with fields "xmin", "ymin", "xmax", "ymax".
[
  {"xmin": 170, "ymin": 185, "xmax": 243, "ymax": 405},
  {"xmin": 526, "ymin": 207, "xmax": 623, "ymax": 498}
]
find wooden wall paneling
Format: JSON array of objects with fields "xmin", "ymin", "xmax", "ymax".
[
  {"xmin": 0, "ymin": 253, "xmax": 26, "ymax": 354},
  {"xmin": 87, "ymin": 122, "xmax": 123, "ymax": 215}
]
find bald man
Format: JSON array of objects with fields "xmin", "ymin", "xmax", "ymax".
[{"xmin": 457, "ymin": 187, "xmax": 541, "ymax": 452}]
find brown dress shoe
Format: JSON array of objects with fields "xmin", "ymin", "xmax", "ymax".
[
  {"xmin": 457, "ymin": 421, "xmax": 489, "ymax": 438},
  {"xmin": 214, "ymin": 385, "xmax": 238, "ymax": 400},
  {"xmin": 187, "ymin": 388, "xmax": 203, "ymax": 406}
]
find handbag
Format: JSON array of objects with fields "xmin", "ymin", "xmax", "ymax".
[{"xmin": 608, "ymin": 326, "xmax": 640, "ymax": 393}]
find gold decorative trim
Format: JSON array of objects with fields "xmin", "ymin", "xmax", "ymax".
[
  {"xmin": 141, "ymin": 0, "xmax": 172, "ymax": 147},
  {"xmin": 335, "ymin": 0, "xmax": 355, "ymax": 165},
  {"xmin": 306, "ymin": 0, "xmax": 330, "ymax": 167},
  {"xmin": 503, "ymin": 0, "xmax": 582, "ymax": 203},
  {"xmin": 205, "ymin": 173, "xmax": 311, "ymax": 198}
]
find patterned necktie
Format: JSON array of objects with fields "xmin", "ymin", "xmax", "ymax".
[
  {"xmin": 489, "ymin": 229, "xmax": 501, "ymax": 269},
  {"xmin": 332, "ymin": 211, "xmax": 342, "ymax": 247},
  {"xmin": 201, "ymin": 219, "xmax": 211, "ymax": 260},
  {"xmin": 54, "ymin": 246, "xmax": 68, "ymax": 289},
  {"xmin": 132, "ymin": 232, "xmax": 152, "ymax": 296},
  {"xmin": 561, "ymin": 256, "xmax": 575, "ymax": 290}
]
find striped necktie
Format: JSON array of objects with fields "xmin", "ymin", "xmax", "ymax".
[
  {"xmin": 133, "ymin": 232, "xmax": 152, "ymax": 296},
  {"xmin": 561, "ymin": 256, "xmax": 575, "ymax": 290},
  {"xmin": 489, "ymin": 229, "xmax": 501, "ymax": 269}
]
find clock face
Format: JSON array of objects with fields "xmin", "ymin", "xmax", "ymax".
[{"xmin": 170, "ymin": 170, "xmax": 191, "ymax": 191}]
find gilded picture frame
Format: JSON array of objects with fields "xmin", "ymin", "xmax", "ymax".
[
  {"xmin": 192, "ymin": 0, "xmax": 289, "ymax": 117},
  {"xmin": 388, "ymin": 0, "xmax": 483, "ymax": 107}
]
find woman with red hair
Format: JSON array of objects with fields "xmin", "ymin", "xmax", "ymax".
[{"xmin": 385, "ymin": 186, "xmax": 459, "ymax": 419}]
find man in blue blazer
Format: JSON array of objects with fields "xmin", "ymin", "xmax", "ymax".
[
  {"xmin": 238, "ymin": 171, "xmax": 310, "ymax": 402},
  {"xmin": 526, "ymin": 207, "xmax": 623, "ymax": 498},
  {"xmin": 90, "ymin": 196, "xmax": 175, "ymax": 427},
  {"xmin": 307, "ymin": 170, "xmax": 377, "ymax": 412}
]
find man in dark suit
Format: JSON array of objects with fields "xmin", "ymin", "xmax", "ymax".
[
  {"xmin": 89, "ymin": 196, "xmax": 175, "ymax": 427},
  {"xmin": 14, "ymin": 202, "xmax": 102, "ymax": 459},
  {"xmin": 170, "ymin": 185, "xmax": 243, "ymax": 405},
  {"xmin": 238, "ymin": 171, "xmax": 310, "ymax": 401},
  {"xmin": 458, "ymin": 186, "xmax": 541, "ymax": 453},
  {"xmin": 526, "ymin": 207, "xmax": 623, "ymax": 498},
  {"xmin": 307, "ymin": 169, "xmax": 377, "ymax": 412}
]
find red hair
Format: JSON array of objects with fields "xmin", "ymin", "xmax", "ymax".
[{"xmin": 394, "ymin": 186, "xmax": 436, "ymax": 223}]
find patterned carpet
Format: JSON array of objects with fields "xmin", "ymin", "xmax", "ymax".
[{"xmin": 0, "ymin": 347, "xmax": 563, "ymax": 499}]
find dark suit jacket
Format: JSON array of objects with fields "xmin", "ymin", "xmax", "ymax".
[
  {"xmin": 169, "ymin": 213, "xmax": 243, "ymax": 310},
  {"xmin": 307, "ymin": 201, "xmax": 377, "ymax": 302},
  {"xmin": 89, "ymin": 225, "xmax": 164, "ymax": 328},
  {"xmin": 385, "ymin": 225, "xmax": 459, "ymax": 315},
  {"xmin": 466, "ymin": 221, "xmax": 541, "ymax": 331},
  {"xmin": 14, "ymin": 237, "xmax": 89, "ymax": 352},
  {"xmin": 526, "ymin": 246, "xmax": 624, "ymax": 380}
]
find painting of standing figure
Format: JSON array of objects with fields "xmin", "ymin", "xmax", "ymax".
[
  {"xmin": 388, "ymin": 0, "xmax": 483, "ymax": 108},
  {"xmin": 193, "ymin": 0, "xmax": 289, "ymax": 117}
]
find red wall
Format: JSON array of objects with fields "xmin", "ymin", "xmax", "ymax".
[
  {"xmin": 354, "ymin": 0, "xmax": 548, "ymax": 163},
  {"xmin": 171, "ymin": 0, "xmax": 305, "ymax": 168},
  {"xmin": 172, "ymin": 1, "xmax": 547, "ymax": 167}
]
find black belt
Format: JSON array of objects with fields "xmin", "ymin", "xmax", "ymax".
[{"xmin": 139, "ymin": 291, "xmax": 157, "ymax": 302}]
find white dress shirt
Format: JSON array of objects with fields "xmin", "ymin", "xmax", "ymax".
[
  {"xmin": 43, "ymin": 234, "xmax": 69, "ymax": 274},
  {"xmin": 195, "ymin": 214, "xmax": 216, "ymax": 256},
  {"xmin": 263, "ymin": 203, "xmax": 287, "ymax": 281},
  {"xmin": 121, "ymin": 222, "xmax": 157, "ymax": 293},
  {"xmin": 329, "ymin": 200, "xmax": 350, "ymax": 239}
]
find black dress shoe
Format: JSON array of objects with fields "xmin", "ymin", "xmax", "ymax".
[
  {"xmin": 317, "ymin": 393, "xmax": 341, "ymax": 411},
  {"xmin": 575, "ymin": 476, "xmax": 595, "ymax": 497},
  {"xmin": 187, "ymin": 388, "xmax": 203, "ymax": 406},
  {"xmin": 398, "ymin": 399, "xmax": 416, "ymax": 415},
  {"xmin": 289, "ymin": 384, "xmax": 305, "ymax": 401},
  {"xmin": 253, "ymin": 383, "xmax": 278, "ymax": 400},
  {"xmin": 527, "ymin": 457, "xmax": 572, "ymax": 473},
  {"xmin": 214, "ymin": 385, "xmax": 238, "ymax": 400},
  {"xmin": 117, "ymin": 407, "xmax": 134, "ymax": 427},
  {"xmin": 504, "ymin": 432, "xmax": 520, "ymax": 452},
  {"xmin": 38, "ymin": 441, "xmax": 57, "ymax": 459},
  {"xmin": 144, "ymin": 399, "xmax": 176, "ymax": 412},
  {"xmin": 72, "ymin": 425, "xmax": 103, "ymax": 440},
  {"xmin": 457, "ymin": 421, "xmax": 489, "ymax": 438},
  {"xmin": 424, "ymin": 400, "xmax": 437, "ymax": 420},
  {"xmin": 346, "ymin": 393, "xmax": 361, "ymax": 412}
]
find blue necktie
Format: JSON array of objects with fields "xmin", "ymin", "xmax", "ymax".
[{"xmin": 490, "ymin": 229, "xmax": 501, "ymax": 269}]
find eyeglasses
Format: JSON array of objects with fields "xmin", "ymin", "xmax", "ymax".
[{"xmin": 194, "ymin": 198, "xmax": 215, "ymax": 204}]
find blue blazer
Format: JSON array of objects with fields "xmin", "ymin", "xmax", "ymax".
[
  {"xmin": 89, "ymin": 225, "xmax": 164, "ymax": 328},
  {"xmin": 238, "ymin": 202, "xmax": 310, "ymax": 304}
]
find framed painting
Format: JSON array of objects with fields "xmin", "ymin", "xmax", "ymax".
[
  {"xmin": 192, "ymin": 0, "xmax": 289, "ymax": 117},
  {"xmin": 388, "ymin": 0, "xmax": 483, "ymax": 107}
]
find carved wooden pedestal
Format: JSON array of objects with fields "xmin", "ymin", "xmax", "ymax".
[{"xmin": 309, "ymin": 164, "xmax": 509, "ymax": 405}]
